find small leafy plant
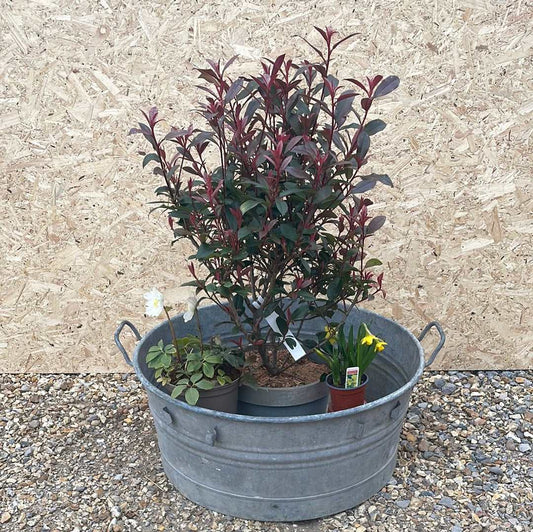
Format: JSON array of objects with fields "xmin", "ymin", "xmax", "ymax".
[
  {"xmin": 144, "ymin": 289, "xmax": 243, "ymax": 405},
  {"xmin": 315, "ymin": 322, "xmax": 386, "ymax": 387},
  {"xmin": 131, "ymin": 27, "xmax": 398, "ymax": 377}
]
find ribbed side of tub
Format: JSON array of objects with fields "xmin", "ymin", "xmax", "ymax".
[{"xmin": 147, "ymin": 386, "xmax": 408, "ymax": 521}]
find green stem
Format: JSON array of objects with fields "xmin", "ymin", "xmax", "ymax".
[
  {"xmin": 164, "ymin": 307, "xmax": 181, "ymax": 363},
  {"xmin": 194, "ymin": 307, "xmax": 204, "ymax": 355}
]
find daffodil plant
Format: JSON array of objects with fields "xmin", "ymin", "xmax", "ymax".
[
  {"xmin": 315, "ymin": 322, "xmax": 387, "ymax": 387},
  {"xmin": 143, "ymin": 289, "xmax": 244, "ymax": 405}
]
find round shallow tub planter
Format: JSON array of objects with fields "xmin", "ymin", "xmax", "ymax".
[{"xmin": 115, "ymin": 304, "xmax": 444, "ymax": 522}]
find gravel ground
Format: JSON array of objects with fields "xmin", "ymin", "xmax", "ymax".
[{"xmin": 1, "ymin": 371, "xmax": 532, "ymax": 532}]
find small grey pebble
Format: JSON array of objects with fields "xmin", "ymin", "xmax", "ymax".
[
  {"xmin": 433, "ymin": 378, "xmax": 446, "ymax": 389},
  {"xmin": 28, "ymin": 420, "xmax": 40, "ymax": 429},
  {"xmin": 518, "ymin": 443, "xmax": 531, "ymax": 452},
  {"xmin": 441, "ymin": 383, "xmax": 457, "ymax": 395},
  {"xmin": 395, "ymin": 499, "xmax": 410, "ymax": 509},
  {"xmin": 439, "ymin": 496, "xmax": 455, "ymax": 508},
  {"xmin": 489, "ymin": 467, "xmax": 504, "ymax": 475},
  {"xmin": 451, "ymin": 526, "xmax": 462, "ymax": 532},
  {"xmin": 506, "ymin": 440, "xmax": 517, "ymax": 451}
]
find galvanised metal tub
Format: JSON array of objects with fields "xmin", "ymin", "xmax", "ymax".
[{"xmin": 115, "ymin": 305, "xmax": 444, "ymax": 522}]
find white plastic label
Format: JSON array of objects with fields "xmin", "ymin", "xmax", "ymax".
[
  {"xmin": 252, "ymin": 297, "xmax": 306, "ymax": 361},
  {"xmin": 345, "ymin": 366, "xmax": 360, "ymax": 389}
]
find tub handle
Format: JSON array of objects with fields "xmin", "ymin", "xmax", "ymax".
[
  {"xmin": 205, "ymin": 427, "xmax": 218, "ymax": 446},
  {"xmin": 114, "ymin": 320, "xmax": 142, "ymax": 367},
  {"xmin": 390, "ymin": 401, "xmax": 402, "ymax": 420},
  {"xmin": 161, "ymin": 406, "xmax": 174, "ymax": 425},
  {"xmin": 418, "ymin": 321, "xmax": 445, "ymax": 368},
  {"xmin": 353, "ymin": 421, "xmax": 365, "ymax": 439}
]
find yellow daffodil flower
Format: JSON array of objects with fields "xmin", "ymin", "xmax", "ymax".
[
  {"xmin": 361, "ymin": 324, "xmax": 387, "ymax": 352},
  {"xmin": 325, "ymin": 325, "xmax": 337, "ymax": 344},
  {"xmin": 360, "ymin": 324, "xmax": 377, "ymax": 346},
  {"xmin": 374, "ymin": 340, "xmax": 387, "ymax": 352}
]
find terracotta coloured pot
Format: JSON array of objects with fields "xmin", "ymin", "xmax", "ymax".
[{"xmin": 326, "ymin": 373, "xmax": 368, "ymax": 412}]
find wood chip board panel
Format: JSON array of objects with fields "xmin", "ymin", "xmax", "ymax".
[{"xmin": 1, "ymin": 0, "xmax": 531, "ymax": 372}]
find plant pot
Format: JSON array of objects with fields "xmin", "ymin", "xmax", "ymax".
[
  {"xmin": 115, "ymin": 305, "xmax": 445, "ymax": 522},
  {"xmin": 165, "ymin": 376, "xmax": 240, "ymax": 414},
  {"xmin": 238, "ymin": 380, "xmax": 328, "ymax": 417},
  {"xmin": 326, "ymin": 373, "xmax": 368, "ymax": 412}
]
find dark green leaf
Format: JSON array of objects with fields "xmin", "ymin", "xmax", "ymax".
[
  {"xmin": 366, "ymin": 216, "xmax": 386, "ymax": 234},
  {"xmin": 290, "ymin": 304, "xmax": 310, "ymax": 321},
  {"xmin": 315, "ymin": 186, "xmax": 332, "ymax": 205},
  {"xmin": 364, "ymin": 119, "xmax": 387, "ymax": 136},
  {"xmin": 142, "ymin": 153, "xmax": 160, "ymax": 168},
  {"xmin": 185, "ymin": 387, "xmax": 200, "ymax": 405},
  {"xmin": 190, "ymin": 372, "xmax": 203, "ymax": 384},
  {"xmin": 154, "ymin": 185, "xmax": 170, "ymax": 196},
  {"xmin": 171, "ymin": 384, "xmax": 187, "ymax": 399},
  {"xmin": 244, "ymin": 98, "xmax": 261, "ymax": 119},
  {"xmin": 326, "ymin": 277, "xmax": 343, "ymax": 300},
  {"xmin": 195, "ymin": 243, "xmax": 215, "ymax": 259},
  {"xmin": 276, "ymin": 314, "xmax": 289, "ymax": 336},
  {"xmin": 365, "ymin": 258, "xmax": 383, "ymax": 268},
  {"xmin": 196, "ymin": 379, "xmax": 215, "ymax": 390},
  {"xmin": 240, "ymin": 199, "xmax": 262, "ymax": 214},
  {"xmin": 237, "ymin": 227, "xmax": 252, "ymax": 240},
  {"xmin": 146, "ymin": 350, "xmax": 161, "ymax": 363},
  {"xmin": 279, "ymin": 223, "xmax": 298, "ymax": 242},
  {"xmin": 203, "ymin": 364, "xmax": 215, "ymax": 379},
  {"xmin": 373, "ymin": 76, "xmax": 400, "ymax": 99},
  {"xmin": 334, "ymin": 92, "xmax": 355, "ymax": 126},
  {"xmin": 356, "ymin": 131, "xmax": 370, "ymax": 160},
  {"xmin": 275, "ymin": 198, "xmax": 288, "ymax": 216},
  {"xmin": 285, "ymin": 165, "xmax": 308, "ymax": 179},
  {"xmin": 360, "ymin": 173, "xmax": 393, "ymax": 187},
  {"xmin": 351, "ymin": 180, "xmax": 376, "ymax": 194},
  {"xmin": 225, "ymin": 78, "xmax": 243, "ymax": 103}
]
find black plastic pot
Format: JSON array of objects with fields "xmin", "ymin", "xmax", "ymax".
[{"xmin": 165, "ymin": 377, "xmax": 240, "ymax": 414}]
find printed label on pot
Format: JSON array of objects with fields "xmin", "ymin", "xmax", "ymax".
[{"xmin": 345, "ymin": 367, "xmax": 360, "ymax": 388}]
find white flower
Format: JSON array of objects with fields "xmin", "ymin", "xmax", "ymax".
[
  {"xmin": 144, "ymin": 288, "xmax": 164, "ymax": 318},
  {"xmin": 183, "ymin": 295, "xmax": 198, "ymax": 323}
]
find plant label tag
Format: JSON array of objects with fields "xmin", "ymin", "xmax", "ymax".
[
  {"xmin": 252, "ymin": 298, "xmax": 306, "ymax": 361},
  {"xmin": 345, "ymin": 367, "xmax": 360, "ymax": 389}
]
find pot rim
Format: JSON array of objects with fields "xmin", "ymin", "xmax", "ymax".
[{"xmin": 132, "ymin": 306, "xmax": 425, "ymax": 424}]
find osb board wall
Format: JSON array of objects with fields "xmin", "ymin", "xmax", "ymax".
[{"xmin": 1, "ymin": 0, "xmax": 531, "ymax": 373}]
